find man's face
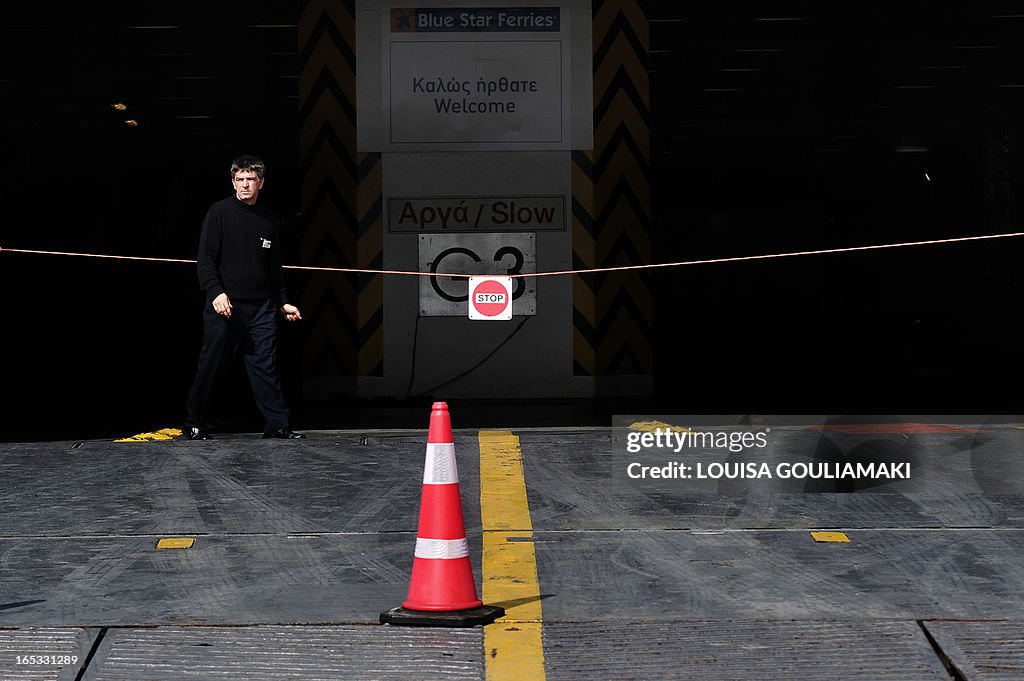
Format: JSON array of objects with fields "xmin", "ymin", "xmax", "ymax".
[{"xmin": 232, "ymin": 169, "xmax": 264, "ymax": 204}]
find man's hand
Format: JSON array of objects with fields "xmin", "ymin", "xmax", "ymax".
[
  {"xmin": 281, "ymin": 303, "xmax": 302, "ymax": 321},
  {"xmin": 212, "ymin": 293, "xmax": 232, "ymax": 318}
]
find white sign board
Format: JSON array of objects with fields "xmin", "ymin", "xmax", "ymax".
[
  {"xmin": 389, "ymin": 40, "xmax": 563, "ymax": 144},
  {"xmin": 468, "ymin": 276, "xmax": 513, "ymax": 320},
  {"xmin": 418, "ymin": 232, "xmax": 536, "ymax": 316},
  {"xmin": 358, "ymin": 1, "xmax": 592, "ymax": 152}
]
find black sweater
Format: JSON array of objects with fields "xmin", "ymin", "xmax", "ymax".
[{"xmin": 196, "ymin": 196, "xmax": 289, "ymax": 305}]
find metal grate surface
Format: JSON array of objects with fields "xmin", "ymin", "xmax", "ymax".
[
  {"xmin": 542, "ymin": 620, "xmax": 950, "ymax": 680},
  {"xmin": 923, "ymin": 620, "xmax": 1024, "ymax": 680},
  {"xmin": 90, "ymin": 625, "xmax": 483, "ymax": 680},
  {"xmin": 0, "ymin": 628, "xmax": 92, "ymax": 681}
]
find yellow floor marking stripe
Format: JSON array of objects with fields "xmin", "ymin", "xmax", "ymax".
[
  {"xmin": 479, "ymin": 430, "xmax": 545, "ymax": 681},
  {"xmin": 811, "ymin": 531, "xmax": 850, "ymax": 543}
]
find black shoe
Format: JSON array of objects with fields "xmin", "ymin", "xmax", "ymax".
[
  {"xmin": 263, "ymin": 427, "xmax": 306, "ymax": 439},
  {"xmin": 185, "ymin": 425, "xmax": 213, "ymax": 440}
]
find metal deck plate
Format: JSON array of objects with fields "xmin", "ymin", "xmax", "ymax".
[
  {"xmin": 0, "ymin": 533, "xmax": 418, "ymax": 627},
  {"xmin": 922, "ymin": 620, "xmax": 1024, "ymax": 680},
  {"xmin": 531, "ymin": 529, "xmax": 1024, "ymax": 621},
  {"xmin": 82, "ymin": 626, "xmax": 483, "ymax": 681},
  {"xmin": 0, "ymin": 628, "xmax": 94, "ymax": 681},
  {"xmin": 516, "ymin": 430, "xmax": 1024, "ymax": 531},
  {"xmin": 542, "ymin": 620, "xmax": 949, "ymax": 680}
]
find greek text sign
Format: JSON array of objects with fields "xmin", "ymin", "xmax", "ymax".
[
  {"xmin": 418, "ymin": 233, "xmax": 536, "ymax": 316},
  {"xmin": 389, "ymin": 196, "xmax": 565, "ymax": 232},
  {"xmin": 389, "ymin": 40, "xmax": 563, "ymax": 144}
]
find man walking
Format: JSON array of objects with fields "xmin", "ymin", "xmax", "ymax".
[{"xmin": 184, "ymin": 155, "xmax": 305, "ymax": 439}]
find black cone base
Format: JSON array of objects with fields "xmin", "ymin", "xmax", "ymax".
[{"xmin": 379, "ymin": 605, "xmax": 505, "ymax": 627}]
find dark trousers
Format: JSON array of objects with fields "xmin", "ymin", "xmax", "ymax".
[{"xmin": 185, "ymin": 298, "xmax": 290, "ymax": 432}]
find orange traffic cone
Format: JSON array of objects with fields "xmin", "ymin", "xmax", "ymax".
[{"xmin": 380, "ymin": 402, "xmax": 504, "ymax": 627}]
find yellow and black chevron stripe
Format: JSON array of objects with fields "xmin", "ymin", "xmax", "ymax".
[
  {"xmin": 298, "ymin": 0, "xmax": 383, "ymax": 377},
  {"xmin": 573, "ymin": 0, "xmax": 652, "ymax": 375}
]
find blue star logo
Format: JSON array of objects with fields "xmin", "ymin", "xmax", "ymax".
[{"xmin": 394, "ymin": 9, "xmax": 415, "ymax": 30}]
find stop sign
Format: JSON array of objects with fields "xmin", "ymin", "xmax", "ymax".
[{"xmin": 468, "ymin": 276, "xmax": 513, "ymax": 320}]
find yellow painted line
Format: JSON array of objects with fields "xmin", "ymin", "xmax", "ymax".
[
  {"xmin": 114, "ymin": 427, "xmax": 183, "ymax": 443},
  {"xmin": 479, "ymin": 430, "xmax": 545, "ymax": 681},
  {"xmin": 156, "ymin": 537, "xmax": 195, "ymax": 550},
  {"xmin": 629, "ymin": 420, "xmax": 690, "ymax": 433},
  {"xmin": 811, "ymin": 531, "xmax": 850, "ymax": 543}
]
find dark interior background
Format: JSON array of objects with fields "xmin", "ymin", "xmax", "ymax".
[
  {"xmin": 648, "ymin": 4, "xmax": 1024, "ymax": 414},
  {"xmin": 1, "ymin": 3, "xmax": 1023, "ymax": 439}
]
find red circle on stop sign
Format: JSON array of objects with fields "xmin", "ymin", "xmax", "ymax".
[{"xmin": 471, "ymin": 279, "xmax": 510, "ymax": 316}]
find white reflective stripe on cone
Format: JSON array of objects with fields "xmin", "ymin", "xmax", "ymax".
[
  {"xmin": 422, "ymin": 443, "xmax": 459, "ymax": 484},
  {"xmin": 414, "ymin": 537, "xmax": 470, "ymax": 559}
]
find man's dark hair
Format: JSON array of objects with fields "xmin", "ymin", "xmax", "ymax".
[{"xmin": 230, "ymin": 155, "xmax": 266, "ymax": 179}]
